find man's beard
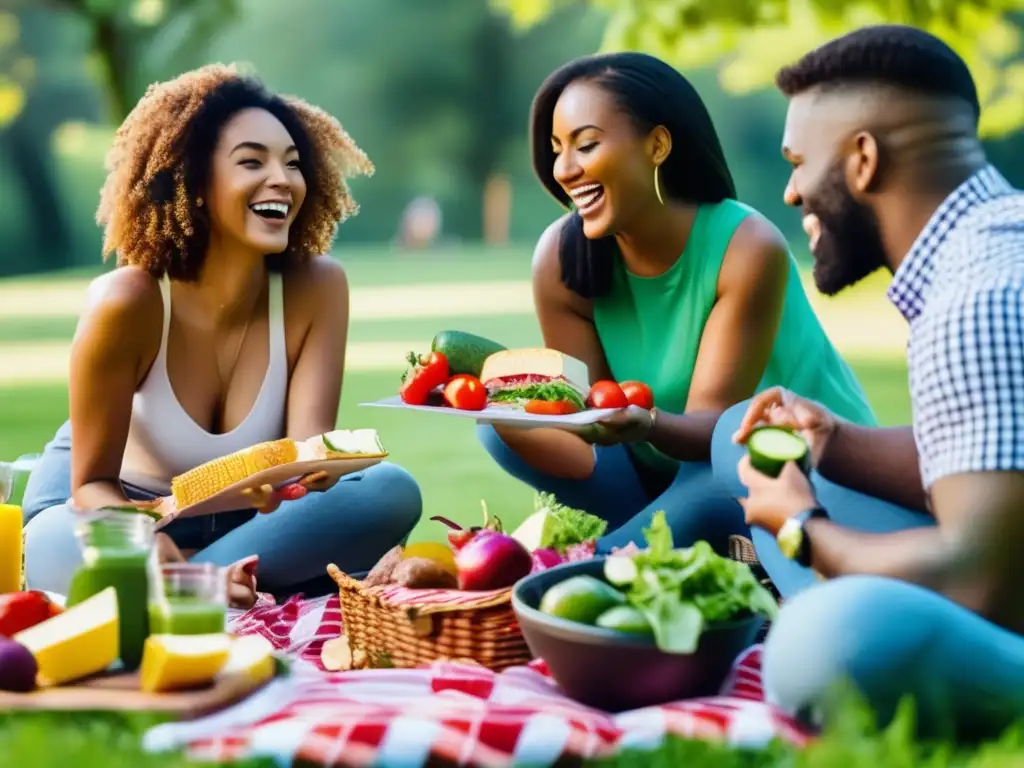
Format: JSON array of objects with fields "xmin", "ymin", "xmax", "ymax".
[{"xmin": 806, "ymin": 164, "xmax": 888, "ymax": 296}]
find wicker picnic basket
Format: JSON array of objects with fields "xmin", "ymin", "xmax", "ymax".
[{"xmin": 327, "ymin": 564, "xmax": 533, "ymax": 672}]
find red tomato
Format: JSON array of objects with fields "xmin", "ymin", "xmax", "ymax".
[
  {"xmin": 524, "ymin": 399, "xmax": 580, "ymax": 415},
  {"xmin": 443, "ymin": 374, "xmax": 487, "ymax": 411},
  {"xmin": 587, "ymin": 380, "xmax": 629, "ymax": 409},
  {"xmin": 399, "ymin": 351, "xmax": 449, "ymax": 405},
  {"xmin": 620, "ymin": 380, "xmax": 654, "ymax": 409},
  {"xmin": 0, "ymin": 592, "xmax": 61, "ymax": 638}
]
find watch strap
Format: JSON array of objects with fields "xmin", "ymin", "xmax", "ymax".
[{"xmin": 777, "ymin": 506, "xmax": 829, "ymax": 567}]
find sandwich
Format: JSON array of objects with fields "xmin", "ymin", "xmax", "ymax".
[
  {"xmin": 301, "ymin": 429, "xmax": 389, "ymax": 460},
  {"xmin": 480, "ymin": 348, "xmax": 589, "ymax": 414}
]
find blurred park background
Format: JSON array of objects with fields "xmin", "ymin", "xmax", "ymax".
[{"xmin": 3, "ymin": 0, "xmax": 1024, "ymax": 538}]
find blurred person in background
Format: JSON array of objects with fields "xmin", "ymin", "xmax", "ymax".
[
  {"xmin": 477, "ymin": 51, "xmax": 877, "ymax": 555},
  {"xmin": 715, "ymin": 25, "xmax": 1024, "ymax": 740},
  {"xmin": 21, "ymin": 65, "xmax": 422, "ymax": 607}
]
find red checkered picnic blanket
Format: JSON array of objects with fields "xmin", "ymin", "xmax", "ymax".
[{"xmin": 141, "ymin": 594, "xmax": 812, "ymax": 766}]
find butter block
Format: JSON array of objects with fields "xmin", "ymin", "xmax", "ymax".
[
  {"xmin": 13, "ymin": 586, "xmax": 119, "ymax": 687},
  {"xmin": 140, "ymin": 633, "xmax": 232, "ymax": 693}
]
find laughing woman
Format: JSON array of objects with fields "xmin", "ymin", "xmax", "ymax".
[
  {"xmin": 21, "ymin": 65, "xmax": 422, "ymax": 605},
  {"xmin": 478, "ymin": 52, "xmax": 876, "ymax": 553}
]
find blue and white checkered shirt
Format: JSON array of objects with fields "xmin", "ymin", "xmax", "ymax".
[{"xmin": 888, "ymin": 164, "xmax": 1024, "ymax": 491}]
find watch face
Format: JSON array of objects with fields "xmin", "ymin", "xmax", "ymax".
[{"xmin": 777, "ymin": 517, "xmax": 803, "ymax": 559}]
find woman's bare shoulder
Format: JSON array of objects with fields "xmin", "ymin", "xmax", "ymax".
[{"xmin": 76, "ymin": 266, "xmax": 163, "ymax": 353}]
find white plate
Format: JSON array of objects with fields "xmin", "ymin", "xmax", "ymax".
[
  {"xmin": 146, "ymin": 456, "xmax": 384, "ymax": 529},
  {"xmin": 359, "ymin": 395, "xmax": 620, "ymax": 432}
]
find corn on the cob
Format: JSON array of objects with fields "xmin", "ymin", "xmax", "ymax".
[{"xmin": 171, "ymin": 438, "xmax": 298, "ymax": 508}]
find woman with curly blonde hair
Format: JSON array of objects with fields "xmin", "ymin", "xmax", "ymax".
[{"xmin": 21, "ymin": 64, "xmax": 422, "ymax": 606}]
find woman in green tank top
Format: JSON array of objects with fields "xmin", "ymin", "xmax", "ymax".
[{"xmin": 478, "ymin": 52, "xmax": 876, "ymax": 553}]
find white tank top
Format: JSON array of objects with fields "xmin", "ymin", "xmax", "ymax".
[{"xmin": 120, "ymin": 274, "xmax": 289, "ymax": 494}]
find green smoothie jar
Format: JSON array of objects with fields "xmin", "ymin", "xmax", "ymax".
[
  {"xmin": 66, "ymin": 510, "xmax": 156, "ymax": 671},
  {"xmin": 148, "ymin": 563, "xmax": 228, "ymax": 635}
]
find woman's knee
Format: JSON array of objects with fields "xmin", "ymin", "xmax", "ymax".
[
  {"xmin": 660, "ymin": 463, "xmax": 746, "ymax": 551},
  {"xmin": 762, "ymin": 575, "xmax": 934, "ymax": 722},
  {"xmin": 347, "ymin": 462, "xmax": 423, "ymax": 533},
  {"xmin": 710, "ymin": 400, "xmax": 752, "ymax": 493},
  {"xmin": 24, "ymin": 504, "xmax": 82, "ymax": 596}
]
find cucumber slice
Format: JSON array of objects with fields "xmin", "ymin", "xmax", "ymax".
[
  {"xmin": 747, "ymin": 426, "xmax": 811, "ymax": 478},
  {"xmin": 321, "ymin": 429, "xmax": 386, "ymax": 456},
  {"xmin": 603, "ymin": 555, "xmax": 638, "ymax": 587}
]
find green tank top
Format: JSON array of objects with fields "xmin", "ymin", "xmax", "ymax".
[{"xmin": 593, "ymin": 199, "xmax": 877, "ymax": 481}]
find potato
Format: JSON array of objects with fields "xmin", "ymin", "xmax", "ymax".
[
  {"xmin": 393, "ymin": 557, "xmax": 458, "ymax": 589},
  {"xmin": 0, "ymin": 638, "xmax": 37, "ymax": 692},
  {"xmin": 363, "ymin": 545, "xmax": 403, "ymax": 588}
]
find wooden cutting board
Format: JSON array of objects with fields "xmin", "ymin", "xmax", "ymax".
[{"xmin": 0, "ymin": 669, "xmax": 272, "ymax": 720}]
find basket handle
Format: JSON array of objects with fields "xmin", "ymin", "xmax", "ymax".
[{"xmin": 327, "ymin": 563, "xmax": 365, "ymax": 592}]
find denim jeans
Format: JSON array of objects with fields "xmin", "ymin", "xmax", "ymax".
[{"xmin": 476, "ymin": 424, "xmax": 747, "ymax": 555}]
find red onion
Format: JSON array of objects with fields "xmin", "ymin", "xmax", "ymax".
[
  {"xmin": 530, "ymin": 548, "xmax": 565, "ymax": 573},
  {"xmin": 454, "ymin": 529, "xmax": 533, "ymax": 591}
]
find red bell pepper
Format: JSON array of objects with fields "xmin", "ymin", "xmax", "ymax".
[
  {"xmin": 399, "ymin": 351, "xmax": 449, "ymax": 405},
  {"xmin": 0, "ymin": 591, "xmax": 63, "ymax": 638}
]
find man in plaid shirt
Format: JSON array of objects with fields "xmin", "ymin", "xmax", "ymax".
[{"xmin": 712, "ymin": 25, "xmax": 1024, "ymax": 740}]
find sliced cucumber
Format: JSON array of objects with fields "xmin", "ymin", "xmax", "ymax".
[
  {"xmin": 321, "ymin": 429, "xmax": 386, "ymax": 456},
  {"xmin": 603, "ymin": 555, "xmax": 639, "ymax": 587},
  {"xmin": 747, "ymin": 426, "xmax": 811, "ymax": 478}
]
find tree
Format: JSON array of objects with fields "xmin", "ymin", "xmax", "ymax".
[
  {"xmin": 52, "ymin": 0, "xmax": 239, "ymax": 121},
  {"xmin": 492, "ymin": 0, "xmax": 1024, "ymax": 137},
  {"xmin": 0, "ymin": 10, "xmax": 28, "ymax": 127}
]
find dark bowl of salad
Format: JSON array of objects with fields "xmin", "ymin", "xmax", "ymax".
[{"xmin": 511, "ymin": 513, "xmax": 777, "ymax": 713}]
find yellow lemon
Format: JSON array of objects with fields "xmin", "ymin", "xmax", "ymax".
[{"xmin": 401, "ymin": 541, "xmax": 458, "ymax": 577}]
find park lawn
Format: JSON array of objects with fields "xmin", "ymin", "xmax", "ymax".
[{"xmin": 0, "ymin": 358, "xmax": 910, "ymax": 542}]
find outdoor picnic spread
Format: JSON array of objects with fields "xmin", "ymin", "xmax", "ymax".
[{"xmin": 0, "ymin": 339, "xmax": 815, "ymax": 766}]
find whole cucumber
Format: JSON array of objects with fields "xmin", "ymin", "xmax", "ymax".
[{"xmin": 431, "ymin": 330, "xmax": 506, "ymax": 378}]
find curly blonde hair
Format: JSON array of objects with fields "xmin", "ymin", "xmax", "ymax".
[{"xmin": 96, "ymin": 63, "xmax": 375, "ymax": 282}]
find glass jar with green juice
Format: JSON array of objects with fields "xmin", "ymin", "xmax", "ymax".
[
  {"xmin": 66, "ymin": 510, "xmax": 156, "ymax": 671},
  {"xmin": 148, "ymin": 563, "xmax": 228, "ymax": 635}
]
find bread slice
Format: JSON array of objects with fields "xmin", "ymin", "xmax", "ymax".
[
  {"xmin": 479, "ymin": 347, "xmax": 589, "ymax": 394},
  {"xmin": 303, "ymin": 429, "xmax": 389, "ymax": 460}
]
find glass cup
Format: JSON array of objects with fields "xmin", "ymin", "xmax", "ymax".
[{"xmin": 148, "ymin": 562, "xmax": 229, "ymax": 635}]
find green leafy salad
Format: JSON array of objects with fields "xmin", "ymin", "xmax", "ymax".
[
  {"xmin": 603, "ymin": 512, "xmax": 779, "ymax": 654},
  {"xmin": 489, "ymin": 381, "xmax": 587, "ymax": 411}
]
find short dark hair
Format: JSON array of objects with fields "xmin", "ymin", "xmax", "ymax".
[
  {"xmin": 775, "ymin": 25, "xmax": 980, "ymax": 119},
  {"xmin": 529, "ymin": 52, "xmax": 736, "ymax": 299}
]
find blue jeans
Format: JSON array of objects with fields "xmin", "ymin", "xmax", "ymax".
[
  {"xmin": 476, "ymin": 424, "xmax": 747, "ymax": 554},
  {"xmin": 711, "ymin": 401, "xmax": 1024, "ymax": 740},
  {"xmin": 22, "ymin": 420, "xmax": 423, "ymax": 600}
]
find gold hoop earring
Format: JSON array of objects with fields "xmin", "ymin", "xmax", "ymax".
[
  {"xmin": 654, "ymin": 166, "xmax": 664, "ymax": 206},
  {"xmin": 196, "ymin": 197, "xmax": 204, "ymax": 207}
]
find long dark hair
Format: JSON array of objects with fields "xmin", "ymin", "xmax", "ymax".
[{"xmin": 529, "ymin": 52, "xmax": 736, "ymax": 299}]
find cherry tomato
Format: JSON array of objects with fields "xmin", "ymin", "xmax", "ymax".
[
  {"xmin": 587, "ymin": 380, "xmax": 629, "ymax": 409},
  {"xmin": 620, "ymin": 380, "xmax": 654, "ymax": 409},
  {"xmin": 524, "ymin": 399, "xmax": 580, "ymax": 415},
  {"xmin": 443, "ymin": 374, "xmax": 487, "ymax": 411}
]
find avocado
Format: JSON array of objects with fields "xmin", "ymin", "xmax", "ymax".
[
  {"xmin": 431, "ymin": 330, "xmax": 506, "ymax": 378},
  {"xmin": 746, "ymin": 426, "xmax": 811, "ymax": 478}
]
